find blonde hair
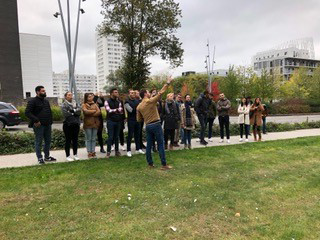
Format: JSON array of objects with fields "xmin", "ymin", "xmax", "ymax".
[{"xmin": 166, "ymin": 93, "xmax": 174, "ymax": 99}]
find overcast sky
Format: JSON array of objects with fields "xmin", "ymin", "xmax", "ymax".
[{"xmin": 17, "ymin": 0, "xmax": 320, "ymax": 76}]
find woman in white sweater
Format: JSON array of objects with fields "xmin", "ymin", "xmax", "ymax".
[{"xmin": 238, "ymin": 97, "xmax": 251, "ymax": 142}]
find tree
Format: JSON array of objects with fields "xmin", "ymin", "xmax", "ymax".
[
  {"xmin": 99, "ymin": 0, "xmax": 184, "ymax": 90},
  {"xmin": 219, "ymin": 66, "xmax": 241, "ymax": 101},
  {"xmin": 309, "ymin": 67, "xmax": 320, "ymax": 100}
]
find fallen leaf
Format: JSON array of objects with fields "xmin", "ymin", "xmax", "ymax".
[
  {"xmin": 235, "ymin": 212, "xmax": 240, "ymax": 217},
  {"xmin": 194, "ymin": 199, "xmax": 197, "ymax": 203},
  {"xmin": 170, "ymin": 226, "xmax": 177, "ymax": 232}
]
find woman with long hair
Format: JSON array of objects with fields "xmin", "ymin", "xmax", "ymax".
[
  {"xmin": 250, "ymin": 97, "xmax": 264, "ymax": 141},
  {"xmin": 163, "ymin": 93, "xmax": 180, "ymax": 150},
  {"xmin": 180, "ymin": 94, "xmax": 196, "ymax": 149},
  {"xmin": 61, "ymin": 91, "xmax": 81, "ymax": 161},
  {"xmin": 238, "ymin": 97, "xmax": 250, "ymax": 142},
  {"xmin": 82, "ymin": 93, "xmax": 101, "ymax": 158}
]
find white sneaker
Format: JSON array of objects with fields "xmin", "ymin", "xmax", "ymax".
[
  {"xmin": 121, "ymin": 145, "xmax": 126, "ymax": 151},
  {"xmin": 239, "ymin": 138, "xmax": 243, "ymax": 142},
  {"xmin": 245, "ymin": 139, "xmax": 249, "ymax": 142},
  {"xmin": 66, "ymin": 156, "xmax": 74, "ymax": 162},
  {"xmin": 227, "ymin": 140, "xmax": 231, "ymax": 144},
  {"xmin": 74, "ymin": 155, "xmax": 80, "ymax": 161},
  {"xmin": 138, "ymin": 149, "xmax": 145, "ymax": 154},
  {"xmin": 111, "ymin": 145, "xmax": 115, "ymax": 151},
  {"xmin": 196, "ymin": 139, "xmax": 201, "ymax": 142},
  {"xmin": 208, "ymin": 138, "xmax": 213, "ymax": 142},
  {"xmin": 219, "ymin": 139, "xmax": 224, "ymax": 143},
  {"xmin": 127, "ymin": 151, "xmax": 132, "ymax": 157}
]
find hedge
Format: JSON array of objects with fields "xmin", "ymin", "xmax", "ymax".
[{"xmin": 1, "ymin": 121, "xmax": 320, "ymax": 155}]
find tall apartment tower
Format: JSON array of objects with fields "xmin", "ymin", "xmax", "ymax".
[
  {"xmin": 95, "ymin": 32, "xmax": 126, "ymax": 93},
  {"xmin": 0, "ymin": 0, "xmax": 24, "ymax": 103}
]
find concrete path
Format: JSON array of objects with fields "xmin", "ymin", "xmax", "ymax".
[{"xmin": 0, "ymin": 128, "xmax": 319, "ymax": 169}]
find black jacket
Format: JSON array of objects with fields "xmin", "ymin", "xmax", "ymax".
[
  {"xmin": 195, "ymin": 94, "xmax": 210, "ymax": 116},
  {"xmin": 105, "ymin": 97, "xmax": 123, "ymax": 122},
  {"xmin": 125, "ymin": 98, "xmax": 140, "ymax": 121},
  {"xmin": 25, "ymin": 96, "xmax": 53, "ymax": 127},
  {"xmin": 61, "ymin": 101, "xmax": 81, "ymax": 126},
  {"xmin": 163, "ymin": 101, "xmax": 180, "ymax": 130}
]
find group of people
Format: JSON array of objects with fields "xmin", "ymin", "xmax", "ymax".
[{"xmin": 25, "ymin": 80, "xmax": 268, "ymax": 169}]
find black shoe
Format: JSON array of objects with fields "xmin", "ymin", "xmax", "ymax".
[
  {"xmin": 100, "ymin": 148, "xmax": 106, "ymax": 153},
  {"xmin": 45, "ymin": 156, "xmax": 56, "ymax": 162},
  {"xmin": 203, "ymin": 140, "xmax": 208, "ymax": 144},
  {"xmin": 38, "ymin": 158, "xmax": 45, "ymax": 164},
  {"xmin": 200, "ymin": 141, "xmax": 208, "ymax": 146}
]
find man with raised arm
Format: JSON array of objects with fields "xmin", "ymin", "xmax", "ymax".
[{"xmin": 137, "ymin": 77, "xmax": 173, "ymax": 170}]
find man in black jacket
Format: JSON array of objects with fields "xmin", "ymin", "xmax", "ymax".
[
  {"xmin": 105, "ymin": 88, "xmax": 123, "ymax": 158},
  {"xmin": 25, "ymin": 86, "xmax": 56, "ymax": 164},
  {"xmin": 195, "ymin": 91, "xmax": 210, "ymax": 145},
  {"xmin": 124, "ymin": 89, "xmax": 145, "ymax": 157}
]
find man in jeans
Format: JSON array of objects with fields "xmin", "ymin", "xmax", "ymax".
[
  {"xmin": 124, "ymin": 89, "xmax": 145, "ymax": 157},
  {"xmin": 137, "ymin": 77, "xmax": 173, "ymax": 170},
  {"xmin": 174, "ymin": 93, "xmax": 184, "ymax": 146},
  {"xmin": 105, "ymin": 88, "xmax": 123, "ymax": 158},
  {"xmin": 25, "ymin": 86, "xmax": 56, "ymax": 164},
  {"xmin": 195, "ymin": 91, "xmax": 210, "ymax": 145},
  {"xmin": 217, "ymin": 93, "xmax": 231, "ymax": 143}
]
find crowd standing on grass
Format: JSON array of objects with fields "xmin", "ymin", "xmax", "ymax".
[{"xmin": 25, "ymin": 82, "xmax": 268, "ymax": 168}]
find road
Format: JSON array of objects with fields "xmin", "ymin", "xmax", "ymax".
[{"xmin": 5, "ymin": 114, "xmax": 320, "ymax": 133}]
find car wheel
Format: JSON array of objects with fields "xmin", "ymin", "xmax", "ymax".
[{"xmin": 0, "ymin": 120, "xmax": 5, "ymax": 129}]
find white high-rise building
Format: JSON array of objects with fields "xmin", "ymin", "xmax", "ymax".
[
  {"xmin": 52, "ymin": 71, "xmax": 97, "ymax": 99},
  {"xmin": 19, "ymin": 33, "xmax": 54, "ymax": 98},
  {"xmin": 95, "ymin": 32, "xmax": 127, "ymax": 93}
]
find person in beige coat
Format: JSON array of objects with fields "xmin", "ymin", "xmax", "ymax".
[
  {"xmin": 82, "ymin": 93, "xmax": 101, "ymax": 158},
  {"xmin": 238, "ymin": 97, "xmax": 251, "ymax": 142},
  {"xmin": 180, "ymin": 94, "xmax": 196, "ymax": 149},
  {"xmin": 250, "ymin": 97, "xmax": 264, "ymax": 141}
]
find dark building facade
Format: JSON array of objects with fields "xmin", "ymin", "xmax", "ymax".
[{"xmin": 0, "ymin": 0, "xmax": 24, "ymax": 104}]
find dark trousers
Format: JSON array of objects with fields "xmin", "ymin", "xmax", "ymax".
[
  {"xmin": 207, "ymin": 117, "xmax": 215, "ymax": 139},
  {"xmin": 218, "ymin": 115, "xmax": 230, "ymax": 139},
  {"xmin": 164, "ymin": 129, "xmax": 175, "ymax": 145},
  {"xmin": 97, "ymin": 128, "xmax": 104, "ymax": 149},
  {"xmin": 33, "ymin": 125, "xmax": 52, "ymax": 160},
  {"xmin": 139, "ymin": 122, "xmax": 145, "ymax": 147},
  {"xmin": 107, "ymin": 120, "xmax": 121, "ymax": 153},
  {"xmin": 239, "ymin": 124, "xmax": 250, "ymax": 139},
  {"xmin": 262, "ymin": 116, "xmax": 267, "ymax": 134},
  {"xmin": 198, "ymin": 114, "xmax": 207, "ymax": 141},
  {"xmin": 184, "ymin": 129, "xmax": 192, "ymax": 145},
  {"xmin": 127, "ymin": 120, "xmax": 141, "ymax": 151},
  {"xmin": 146, "ymin": 122, "xmax": 166, "ymax": 166},
  {"xmin": 63, "ymin": 123, "xmax": 80, "ymax": 157}
]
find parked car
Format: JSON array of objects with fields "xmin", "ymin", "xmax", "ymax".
[{"xmin": 0, "ymin": 102, "xmax": 22, "ymax": 129}]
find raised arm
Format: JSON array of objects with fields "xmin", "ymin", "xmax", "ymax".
[{"xmin": 149, "ymin": 76, "xmax": 173, "ymax": 104}]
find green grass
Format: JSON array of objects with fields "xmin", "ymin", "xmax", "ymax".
[{"xmin": 1, "ymin": 137, "xmax": 320, "ymax": 239}]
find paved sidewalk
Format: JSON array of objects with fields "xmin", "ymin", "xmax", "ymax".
[{"xmin": 0, "ymin": 128, "xmax": 319, "ymax": 169}]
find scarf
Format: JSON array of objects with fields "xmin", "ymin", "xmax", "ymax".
[
  {"xmin": 185, "ymin": 101, "xmax": 192, "ymax": 118},
  {"xmin": 165, "ymin": 100, "xmax": 178, "ymax": 116}
]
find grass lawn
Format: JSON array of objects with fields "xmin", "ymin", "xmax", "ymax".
[{"xmin": 0, "ymin": 137, "xmax": 320, "ymax": 239}]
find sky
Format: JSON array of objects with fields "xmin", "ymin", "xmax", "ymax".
[{"xmin": 17, "ymin": 0, "xmax": 320, "ymax": 77}]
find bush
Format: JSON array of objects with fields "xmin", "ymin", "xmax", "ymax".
[
  {"xmin": 269, "ymin": 99, "xmax": 311, "ymax": 114},
  {"xmin": 18, "ymin": 105, "xmax": 64, "ymax": 122}
]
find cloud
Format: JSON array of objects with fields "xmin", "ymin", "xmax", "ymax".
[{"xmin": 17, "ymin": 0, "xmax": 320, "ymax": 76}]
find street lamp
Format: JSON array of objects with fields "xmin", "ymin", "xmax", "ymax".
[{"xmin": 53, "ymin": 0, "xmax": 86, "ymax": 107}]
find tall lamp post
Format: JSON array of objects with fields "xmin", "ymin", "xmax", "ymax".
[
  {"xmin": 53, "ymin": 0, "xmax": 86, "ymax": 107},
  {"xmin": 205, "ymin": 40, "xmax": 216, "ymax": 93}
]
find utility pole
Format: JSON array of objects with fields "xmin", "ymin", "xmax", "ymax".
[{"xmin": 54, "ymin": 0, "xmax": 86, "ymax": 107}]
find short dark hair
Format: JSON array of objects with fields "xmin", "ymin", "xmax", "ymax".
[
  {"xmin": 64, "ymin": 91, "xmax": 72, "ymax": 98},
  {"xmin": 35, "ymin": 85, "xmax": 44, "ymax": 93},
  {"xmin": 110, "ymin": 88, "xmax": 118, "ymax": 94},
  {"xmin": 150, "ymin": 88, "xmax": 156, "ymax": 93},
  {"xmin": 185, "ymin": 94, "xmax": 190, "ymax": 98},
  {"xmin": 203, "ymin": 90, "xmax": 209, "ymax": 95},
  {"xmin": 140, "ymin": 89, "xmax": 147, "ymax": 99}
]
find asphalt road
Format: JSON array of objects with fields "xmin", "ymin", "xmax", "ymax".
[{"xmin": 5, "ymin": 114, "xmax": 320, "ymax": 133}]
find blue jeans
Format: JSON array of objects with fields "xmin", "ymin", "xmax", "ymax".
[
  {"xmin": 146, "ymin": 122, "xmax": 166, "ymax": 166},
  {"xmin": 127, "ymin": 120, "xmax": 141, "ymax": 151},
  {"xmin": 207, "ymin": 117, "xmax": 215, "ymax": 139},
  {"xmin": 184, "ymin": 129, "xmax": 192, "ymax": 145},
  {"xmin": 262, "ymin": 117, "xmax": 267, "ymax": 134},
  {"xmin": 107, "ymin": 120, "xmax": 121, "ymax": 153},
  {"xmin": 33, "ymin": 125, "xmax": 52, "ymax": 160},
  {"xmin": 197, "ymin": 114, "xmax": 207, "ymax": 141},
  {"xmin": 84, "ymin": 128, "xmax": 98, "ymax": 153}
]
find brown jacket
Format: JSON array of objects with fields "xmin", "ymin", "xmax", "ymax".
[
  {"xmin": 82, "ymin": 102, "xmax": 101, "ymax": 129},
  {"xmin": 250, "ymin": 104, "xmax": 264, "ymax": 126}
]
